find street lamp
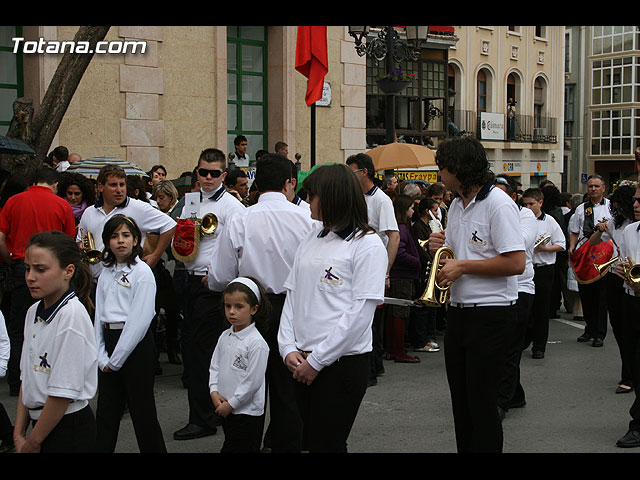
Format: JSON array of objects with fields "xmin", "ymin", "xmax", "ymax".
[
  {"xmin": 348, "ymin": 25, "xmax": 428, "ymax": 63},
  {"xmin": 348, "ymin": 26, "xmax": 429, "ymax": 145}
]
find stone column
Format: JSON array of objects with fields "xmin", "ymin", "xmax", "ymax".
[{"xmin": 118, "ymin": 26, "xmax": 164, "ymax": 172}]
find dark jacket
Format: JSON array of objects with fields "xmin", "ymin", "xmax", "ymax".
[{"xmin": 390, "ymin": 223, "xmax": 421, "ymax": 280}]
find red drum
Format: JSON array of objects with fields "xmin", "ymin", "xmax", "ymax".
[{"xmin": 569, "ymin": 239, "xmax": 615, "ymax": 284}]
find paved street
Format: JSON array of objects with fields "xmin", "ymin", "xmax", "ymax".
[{"xmin": 1, "ymin": 309, "xmax": 637, "ymax": 454}]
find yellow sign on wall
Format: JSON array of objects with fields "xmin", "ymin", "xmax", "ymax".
[{"xmin": 378, "ymin": 170, "xmax": 438, "ymax": 183}]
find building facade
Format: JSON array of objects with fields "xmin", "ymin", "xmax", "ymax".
[
  {"xmin": 565, "ymin": 26, "xmax": 640, "ymax": 193},
  {"xmin": 2, "ymin": 25, "xmax": 565, "ymax": 188},
  {"xmin": 446, "ymin": 26, "xmax": 565, "ymax": 190}
]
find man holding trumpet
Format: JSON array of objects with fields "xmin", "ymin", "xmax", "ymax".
[
  {"xmin": 614, "ymin": 184, "xmax": 640, "ymax": 448},
  {"xmin": 428, "ymin": 137, "xmax": 524, "ymax": 453}
]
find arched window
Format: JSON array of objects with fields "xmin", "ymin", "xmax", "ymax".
[
  {"xmin": 477, "ymin": 70, "xmax": 487, "ymax": 112},
  {"xmin": 534, "ymin": 77, "xmax": 546, "ymax": 128}
]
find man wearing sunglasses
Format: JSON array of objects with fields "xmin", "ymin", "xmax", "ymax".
[{"xmin": 173, "ymin": 148, "xmax": 247, "ymax": 442}]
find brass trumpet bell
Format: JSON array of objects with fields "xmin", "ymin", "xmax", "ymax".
[
  {"xmin": 624, "ymin": 256, "xmax": 640, "ymax": 287},
  {"xmin": 593, "ymin": 255, "xmax": 620, "ymax": 276},
  {"xmin": 415, "ymin": 246, "xmax": 455, "ymax": 307},
  {"xmin": 198, "ymin": 213, "xmax": 218, "ymax": 236},
  {"xmin": 81, "ymin": 230, "xmax": 103, "ymax": 265}
]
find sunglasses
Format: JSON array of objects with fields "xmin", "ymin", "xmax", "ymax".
[
  {"xmin": 198, "ymin": 168, "xmax": 223, "ymax": 178},
  {"xmin": 633, "ymin": 197, "xmax": 640, "ymax": 204}
]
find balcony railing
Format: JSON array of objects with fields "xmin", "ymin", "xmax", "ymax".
[{"xmin": 448, "ymin": 110, "xmax": 558, "ymax": 144}]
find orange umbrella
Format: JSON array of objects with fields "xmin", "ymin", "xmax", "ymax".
[{"xmin": 367, "ymin": 142, "xmax": 437, "ymax": 170}]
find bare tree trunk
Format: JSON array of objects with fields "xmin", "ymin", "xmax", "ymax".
[{"xmin": 0, "ymin": 26, "xmax": 111, "ymax": 177}]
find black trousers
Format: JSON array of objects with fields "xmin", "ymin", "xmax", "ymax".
[
  {"xmin": 262, "ymin": 293, "xmax": 303, "ymax": 452},
  {"xmin": 622, "ymin": 293, "xmax": 640, "ymax": 431},
  {"xmin": 605, "ymin": 273, "xmax": 632, "ymax": 386},
  {"xmin": 498, "ymin": 292, "xmax": 533, "ymax": 410},
  {"xmin": 221, "ymin": 413, "xmax": 265, "ymax": 453},
  {"xmin": 445, "ymin": 305, "xmax": 514, "ymax": 453},
  {"xmin": 32, "ymin": 405, "xmax": 96, "ymax": 453},
  {"xmin": 96, "ymin": 328, "xmax": 166, "ymax": 453},
  {"xmin": 528, "ymin": 264, "xmax": 555, "ymax": 353},
  {"xmin": 293, "ymin": 353, "xmax": 369, "ymax": 453},
  {"xmin": 577, "ymin": 277, "xmax": 608, "ymax": 340},
  {"xmin": 6, "ymin": 261, "xmax": 34, "ymax": 393},
  {"xmin": 184, "ymin": 277, "xmax": 225, "ymax": 430}
]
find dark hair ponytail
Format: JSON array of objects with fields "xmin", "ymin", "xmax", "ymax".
[{"xmin": 26, "ymin": 231, "xmax": 94, "ymax": 312}]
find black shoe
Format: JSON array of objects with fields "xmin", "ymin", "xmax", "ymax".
[
  {"xmin": 173, "ymin": 423, "xmax": 217, "ymax": 441},
  {"xmin": 507, "ymin": 399, "xmax": 526, "ymax": 409},
  {"xmin": 616, "ymin": 385, "xmax": 633, "ymax": 394},
  {"xmin": 592, "ymin": 338, "xmax": 604, "ymax": 347},
  {"xmin": 616, "ymin": 430, "xmax": 640, "ymax": 448},
  {"xmin": 167, "ymin": 350, "xmax": 183, "ymax": 365},
  {"xmin": 577, "ymin": 333, "xmax": 593, "ymax": 343},
  {"xmin": 532, "ymin": 350, "xmax": 544, "ymax": 359},
  {"xmin": 497, "ymin": 406, "xmax": 506, "ymax": 422}
]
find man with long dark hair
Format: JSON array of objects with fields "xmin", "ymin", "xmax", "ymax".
[{"xmin": 428, "ymin": 136, "xmax": 524, "ymax": 453}]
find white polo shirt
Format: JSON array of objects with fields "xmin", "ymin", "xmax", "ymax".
[
  {"xmin": 444, "ymin": 184, "xmax": 524, "ymax": 305},
  {"xmin": 604, "ymin": 216, "xmax": 630, "ymax": 269},
  {"xmin": 208, "ymin": 191, "xmax": 315, "ymax": 293},
  {"xmin": 569, "ymin": 198, "xmax": 611, "ymax": 247},
  {"xmin": 209, "ymin": 323, "xmax": 269, "ymax": 416},
  {"xmin": 364, "ymin": 185, "xmax": 398, "ymax": 247},
  {"xmin": 20, "ymin": 291, "xmax": 98, "ymax": 420},
  {"xmin": 621, "ymin": 221, "xmax": 640, "ymax": 297},
  {"xmin": 532, "ymin": 212, "xmax": 566, "ymax": 267},
  {"xmin": 77, "ymin": 197, "xmax": 176, "ymax": 279},
  {"xmin": 94, "ymin": 258, "xmax": 156, "ymax": 371},
  {"xmin": 178, "ymin": 185, "xmax": 246, "ymax": 276},
  {"xmin": 518, "ymin": 206, "xmax": 537, "ymax": 295},
  {"xmin": 278, "ymin": 226, "xmax": 387, "ymax": 371}
]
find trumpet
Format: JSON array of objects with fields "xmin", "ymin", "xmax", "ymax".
[
  {"xmin": 80, "ymin": 229, "xmax": 103, "ymax": 265},
  {"xmin": 534, "ymin": 234, "xmax": 551, "ymax": 250},
  {"xmin": 594, "ymin": 254, "xmax": 620, "ymax": 277},
  {"xmin": 415, "ymin": 246, "xmax": 455, "ymax": 307},
  {"xmin": 623, "ymin": 256, "xmax": 640, "ymax": 288},
  {"xmin": 197, "ymin": 212, "xmax": 218, "ymax": 237}
]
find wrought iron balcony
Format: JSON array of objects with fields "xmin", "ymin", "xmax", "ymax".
[{"xmin": 448, "ymin": 110, "xmax": 558, "ymax": 144}]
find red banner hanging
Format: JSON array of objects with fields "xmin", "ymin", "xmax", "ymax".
[{"xmin": 295, "ymin": 26, "xmax": 328, "ymax": 106}]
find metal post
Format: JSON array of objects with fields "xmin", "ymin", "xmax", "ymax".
[
  {"xmin": 385, "ymin": 26, "xmax": 396, "ymax": 145},
  {"xmin": 311, "ymin": 103, "xmax": 316, "ymax": 167}
]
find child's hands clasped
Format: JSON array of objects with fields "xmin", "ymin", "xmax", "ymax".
[{"xmin": 211, "ymin": 391, "xmax": 233, "ymax": 418}]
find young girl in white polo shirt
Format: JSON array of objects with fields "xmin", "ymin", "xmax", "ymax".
[
  {"xmin": 13, "ymin": 231, "xmax": 97, "ymax": 453},
  {"xmin": 209, "ymin": 276, "xmax": 270, "ymax": 453},
  {"xmin": 278, "ymin": 164, "xmax": 387, "ymax": 453},
  {"xmin": 94, "ymin": 215, "xmax": 166, "ymax": 453}
]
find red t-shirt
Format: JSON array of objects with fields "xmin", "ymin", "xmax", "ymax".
[{"xmin": 0, "ymin": 185, "xmax": 76, "ymax": 261}]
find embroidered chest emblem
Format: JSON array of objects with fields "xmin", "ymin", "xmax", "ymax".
[
  {"xmin": 321, "ymin": 267, "xmax": 344, "ymax": 286},
  {"xmin": 232, "ymin": 351, "xmax": 248, "ymax": 371},
  {"xmin": 34, "ymin": 352, "xmax": 51, "ymax": 373},
  {"xmin": 469, "ymin": 230, "xmax": 487, "ymax": 247},
  {"xmin": 117, "ymin": 273, "xmax": 131, "ymax": 288},
  {"xmin": 585, "ymin": 206, "xmax": 593, "ymax": 217}
]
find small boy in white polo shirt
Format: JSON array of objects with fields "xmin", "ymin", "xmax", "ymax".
[{"xmin": 522, "ymin": 188, "xmax": 565, "ymax": 359}]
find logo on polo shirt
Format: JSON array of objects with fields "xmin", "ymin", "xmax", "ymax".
[
  {"xmin": 469, "ymin": 230, "xmax": 487, "ymax": 247},
  {"xmin": 34, "ymin": 352, "xmax": 51, "ymax": 374},
  {"xmin": 232, "ymin": 350, "xmax": 248, "ymax": 372},
  {"xmin": 321, "ymin": 267, "xmax": 344, "ymax": 286}
]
